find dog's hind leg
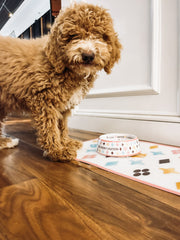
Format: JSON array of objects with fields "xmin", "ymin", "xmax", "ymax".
[{"xmin": 0, "ymin": 105, "xmax": 19, "ymax": 150}]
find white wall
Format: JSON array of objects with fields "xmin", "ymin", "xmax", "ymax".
[{"xmin": 0, "ymin": 0, "xmax": 50, "ymax": 37}]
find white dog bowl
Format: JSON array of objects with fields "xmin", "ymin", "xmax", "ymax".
[{"xmin": 97, "ymin": 133, "xmax": 141, "ymax": 157}]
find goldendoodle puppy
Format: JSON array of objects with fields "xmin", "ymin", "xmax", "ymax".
[{"xmin": 0, "ymin": 3, "xmax": 122, "ymax": 161}]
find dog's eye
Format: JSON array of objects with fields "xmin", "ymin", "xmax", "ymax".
[
  {"xmin": 67, "ymin": 34, "xmax": 79, "ymax": 42},
  {"xmin": 103, "ymin": 34, "xmax": 109, "ymax": 41},
  {"xmin": 70, "ymin": 34, "xmax": 78, "ymax": 39}
]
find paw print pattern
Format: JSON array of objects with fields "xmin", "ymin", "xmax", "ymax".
[{"xmin": 133, "ymin": 169, "xmax": 150, "ymax": 177}]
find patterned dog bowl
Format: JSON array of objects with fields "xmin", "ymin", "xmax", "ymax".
[{"xmin": 97, "ymin": 133, "xmax": 141, "ymax": 157}]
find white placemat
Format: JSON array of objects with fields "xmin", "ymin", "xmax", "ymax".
[{"xmin": 76, "ymin": 139, "xmax": 180, "ymax": 196}]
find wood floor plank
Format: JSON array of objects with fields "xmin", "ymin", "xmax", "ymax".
[
  {"xmin": 0, "ymin": 179, "xmax": 110, "ymax": 240},
  {"xmin": 3, "ymin": 119, "xmax": 37, "ymax": 147},
  {"xmin": 69, "ymin": 128, "xmax": 101, "ymax": 141},
  {"xmin": 0, "ymin": 163, "xmax": 35, "ymax": 189},
  {"xmin": 0, "ymin": 142, "xmax": 35, "ymax": 188}
]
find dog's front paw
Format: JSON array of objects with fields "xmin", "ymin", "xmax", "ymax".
[
  {"xmin": 43, "ymin": 146, "xmax": 77, "ymax": 162},
  {"xmin": 63, "ymin": 138, "xmax": 83, "ymax": 150},
  {"xmin": 61, "ymin": 138, "xmax": 83, "ymax": 150},
  {"xmin": 71, "ymin": 139, "xmax": 83, "ymax": 150}
]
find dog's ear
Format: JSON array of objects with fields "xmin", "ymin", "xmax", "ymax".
[
  {"xmin": 44, "ymin": 14, "xmax": 66, "ymax": 74},
  {"xmin": 104, "ymin": 33, "xmax": 122, "ymax": 74}
]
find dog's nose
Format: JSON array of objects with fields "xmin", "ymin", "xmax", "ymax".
[{"xmin": 82, "ymin": 52, "xmax": 95, "ymax": 64}]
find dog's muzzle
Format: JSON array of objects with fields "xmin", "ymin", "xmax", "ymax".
[{"xmin": 82, "ymin": 51, "xmax": 95, "ymax": 64}]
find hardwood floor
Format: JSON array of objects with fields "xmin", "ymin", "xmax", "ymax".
[{"xmin": 0, "ymin": 118, "xmax": 180, "ymax": 240}]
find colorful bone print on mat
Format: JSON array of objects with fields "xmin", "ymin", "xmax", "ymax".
[{"xmin": 76, "ymin": 140, "xmax": 180, "ymax": 196}]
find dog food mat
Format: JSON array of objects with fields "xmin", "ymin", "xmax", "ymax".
[{"xmin": 76, "ymin": 139, "xmax": 180, "ymax": 196}]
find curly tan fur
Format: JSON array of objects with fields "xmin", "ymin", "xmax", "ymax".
[{"xmin": 0, "ymin": 3, "xmax": 122, "ymax": 161}]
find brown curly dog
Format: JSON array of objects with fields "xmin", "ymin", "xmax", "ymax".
[{"xmin": 0, "ymin": 3, "xmax": 122, "ymax": 161}]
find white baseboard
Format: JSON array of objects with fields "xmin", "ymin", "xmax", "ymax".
[
  {"xmin": 68, "ymin": 113, "xmax": 180, "ymax": 146},
  {"xmin": 74, "ymin": 109, "xmax": 180, "ymax": 123}
]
